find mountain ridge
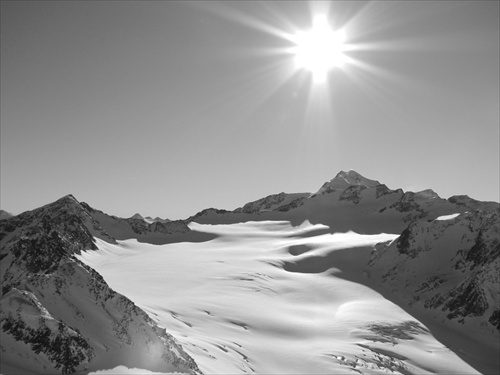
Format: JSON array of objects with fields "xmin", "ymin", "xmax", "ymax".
[
  {"xmin": 181, "ymin": 170, "xmax": 499, "ymax": 373},
  {"xmin": 0, "ymin": 196, "xmax": 201, "ymax": 374},
  {"xmin": 1, "ymin": 170, "xmax": 498, "ymax": 374},
  {"xmin": 186, "ymin": 170, "xmax": 495, "ymax": 232}
]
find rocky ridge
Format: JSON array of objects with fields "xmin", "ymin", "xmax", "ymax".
[
  {"xmin": 0, "ymin": 195, "xmax": 200, "ymax": 374},
  {"xmin": 187, "ymin": 170, "xmax": 465, "ymax": 232},
  {"xmin": 368, "ymin": 208, "xmax": 499, "ymax": 332}
]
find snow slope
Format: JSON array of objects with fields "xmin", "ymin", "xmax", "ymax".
[
  {"xmin": 78, "ymin": 220, "xmax": 482, "ymax": 374},
  {"xmin": 365, "ymin": 210, "xmax": 500, "ymax": 374},
  {"xmin": 2, "ymin": 170, "xmax": 498, "ymax": 374}
]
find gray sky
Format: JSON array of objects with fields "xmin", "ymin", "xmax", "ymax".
[{"xmin": 1, "ymin": 1, "xmax": 499, "ymax": 219}]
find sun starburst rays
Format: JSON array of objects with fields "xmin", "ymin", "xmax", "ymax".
[
  {"xmin": 291, "ymin": 15, "xmax": 348, "ymax": 83},
  {"xmin": 187, "ymin": 0, "xmax": 395, "ymax": 138}
]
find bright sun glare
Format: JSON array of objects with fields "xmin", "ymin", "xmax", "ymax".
[{"xmin": 292, "ymin": 15, "xmax": 347, "ymax": 83}]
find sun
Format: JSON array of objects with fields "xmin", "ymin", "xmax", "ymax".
[{"xmin": 292, "ymin": 15, "xmax": 347, "ymax": 83}]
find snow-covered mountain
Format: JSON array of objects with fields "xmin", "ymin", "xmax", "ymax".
[
  {"xmin": 1, "ymin": 170, "xmax": 498, "ymax": 374},
  {"xmin": 315, "ymin": 169, "xmax": 381, "ymax": 194},
  {"xmin": 187, "ymin": 170, "xmax": 470, "ymax": 233},
  {"xmin": 366, "ymin": 208, "xmax": 499, "ymax": 351},
  {"xmin": 0, "ymin": 195, "xmax": 200, "ymax": 374},
  {"xmin": 194, "ymin": 170, "xmax": 499, "ymax": 328},
  {"xmin": 183, "ymin": 169, "xmax": 499, "ymax": 373},
  {"xmin": 371, "ymin": 210, "xmax": 499, "ymax": 323}
]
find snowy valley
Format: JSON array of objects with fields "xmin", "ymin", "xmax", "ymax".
[{"xmin": 1, "ymin": 170, "xmax": 498, "ymax": 374}]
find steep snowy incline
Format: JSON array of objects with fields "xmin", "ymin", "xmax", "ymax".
[
  {"xmin": 363, "ymin": 209, "xmax": 499, "ymax": 374},
  {"xmin": 78, "ymin": 220, "xmax": 481, "ymax": 375}
]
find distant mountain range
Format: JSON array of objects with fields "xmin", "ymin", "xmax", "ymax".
[{"xmin": 1, "ymin": 170, "xmax": 498, "ymax": 374}]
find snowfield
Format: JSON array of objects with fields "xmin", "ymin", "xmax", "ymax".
[
  {"xmin": 435, "ymin": 213, "xmax": 462, "ymax": 221},
  {"xmin": 78, "ymin": 220, "xmax": 480, "ymax": 375}
]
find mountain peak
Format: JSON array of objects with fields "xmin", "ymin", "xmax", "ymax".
[
  {"xmin": 335, "ymin": 170, "xmax": 379, "ymax": 185},
  {"xmin": 50, "ymin": 194, "xmax": 84, "ymax": 212},
  {"xmin": 415, "ymin": 189, "xmax": 440, "ymax": 199},
  {"xmin": 316, "ymin": 170, "xmax": 380, "ymax": 194},
  {"xmin": 58, "ymin": 194, "xmax": 79, "ymax": 203},
  {"xmin": 0, "ymin": 209, "xmax": 14, "ymax": 220},
  {"xmin": 130, "ymin": 213, "xmax": 145, "ymax": 221},
  {"xmin": 335, "ymin": 170, "xmax": 357, "ymax": 178}
]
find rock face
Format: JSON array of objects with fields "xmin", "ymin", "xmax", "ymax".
[
  {"xmin": 0, "ymin": 195, "xmax": 200, "ymax": 374},
  {"xmin": 314, "ymin": 170, "xmax": 381, "ymax": 195},
  {"xmin": 368, "ymin": 208, "xmax": 499, "ymax": 334},
  {"xmin": 0, "ymin": 210, "xmax": 14, "ymax": 220}
]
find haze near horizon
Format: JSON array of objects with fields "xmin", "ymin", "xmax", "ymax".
[{"xmin": 1, "ymin": 1, "xmax": 499, "ymax": 219}]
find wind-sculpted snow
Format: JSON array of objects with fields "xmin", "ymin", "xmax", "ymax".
[
  {"xmin": 2, "ymin": 170, "xmax": 499, "ymax": 374},
  {"xmin": 0, "ymin": 196, "xmax": 201, "ymax": 374},
  {"xmin": 78, "ymin": 221, "xmax": 483, "ymax": 375}
]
